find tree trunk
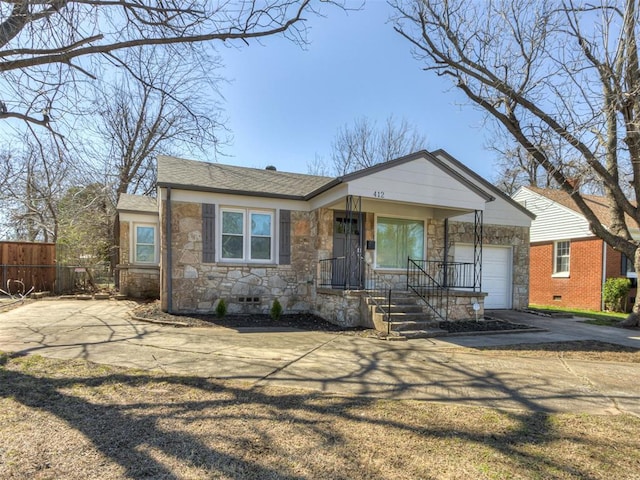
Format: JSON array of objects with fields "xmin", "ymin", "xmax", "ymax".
[{"xmin": 619, "ymin": 246, "xmax": 640, "ymax": 327}]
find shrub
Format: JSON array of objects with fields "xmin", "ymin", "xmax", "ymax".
[
  {"xmin": 270, "ymin": 298, "xmax": 283, "ymax": 321},
  {"xmin": 215, "ymin": 298, "xmax": 227, "ymax": 318},
  {"xmin": 603, "ymin": 278, "xmax": 631, "ymax": 312}
]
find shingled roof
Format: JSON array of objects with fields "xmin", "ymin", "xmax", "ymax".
[
  {"xmin": 525, "ymin": 186, "xmax": 637, "ymax": 228},
  {"xmin": 117, "ymin": 193, "xmax": 158, "ymax": 213},
  {"xmin": 157, "ymin": 155, "xmax": 334, "ymax": 199}
]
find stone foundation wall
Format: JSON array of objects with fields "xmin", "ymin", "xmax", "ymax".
[
  {"xmin": 446, "ymin": 291, "xmax": 486, "ymax": 320},
  {"xmin": 315, "ymin": 289, "xmax": 363, "ymax": 327},
  {"xmin": 119, "ymin": 266, "xmax": 160, "ymax": 299}
]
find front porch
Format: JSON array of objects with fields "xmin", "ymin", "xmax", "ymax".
[{"xmin": 316, "ymin": 255, "xmax": 487, "ymax": 335}]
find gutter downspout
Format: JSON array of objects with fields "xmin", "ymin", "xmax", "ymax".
[
  {"xmin": 166, "ymin": 187, "xmax": 173, "ymax": 313},
  {"xmin": 601, "ymin": 241, "xmax": 607, "ymax": 311}
]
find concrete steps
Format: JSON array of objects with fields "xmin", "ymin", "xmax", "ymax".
[{"xmin": 366, "ymin": 291, "xmax": 446, "ymax": 339}]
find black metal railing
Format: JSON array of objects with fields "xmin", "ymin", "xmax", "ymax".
[
  {"xmin": 407, "ymin": 260, "xmax": 477, "ymax": 290},
  {"xmin": 361, "ymin": 259, "xmax": 393, "ymax": 334},
  {"xmin": 319, "ymin": 257, "xmax": 350, "ymax": 289},
  {"xmin": 406, "ymin": 258, "xmax": 448, "ymax": 321}
]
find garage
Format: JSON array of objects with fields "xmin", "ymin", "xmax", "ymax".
[{"xmin": 454, "ymin": 244, "xmax": 513, "ymax": 309}]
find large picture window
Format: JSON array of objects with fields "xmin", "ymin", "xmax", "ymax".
[
  {"xmin": 221, "ymin": 209, "xmax": 273, "ymax": 262},
  {"xmin": 376, "ymin": 217, "xmax": 424, "ymax": 269},
  {"xmin": 134, "ymin": 224, "xmax": 157, "ymax": 263},
  {"xmin": 553, "ymin": 240, "xmax": 570, "ymax": 275}
]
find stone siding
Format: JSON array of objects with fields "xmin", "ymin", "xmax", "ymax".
[
  {"xmin": 315, "ymin": 289, "xmax": 362, "ymax": 327},
  {"xmin": 166, "ymin": 202, "xmax": 317, "ymax": 314}
]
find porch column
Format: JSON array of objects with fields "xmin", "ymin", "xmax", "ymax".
[{"xmin": 474, "ymin": 209, "xmax": 483, "ymax": 292}]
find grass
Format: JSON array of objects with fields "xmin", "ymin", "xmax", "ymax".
[
  {"xmin": 529, "ymin": 304, "xmax": 628, "ymax": 326},
  {"xmin": 1, "ymin": 353, "xmax": 640, "ymax": 479}
]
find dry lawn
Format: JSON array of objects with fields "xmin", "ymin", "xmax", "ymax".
[
  {"xmin": 466, "ymin": 340, "xmax": 640, "ymax": 363},
  {"xmin": 1, "ymin": 352, "xmax": 639, "ymax": 480}
]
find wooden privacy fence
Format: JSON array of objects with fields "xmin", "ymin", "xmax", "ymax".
[{"xmin": 0, "ymin": 241, "xmax": 57, "ymax": 294}]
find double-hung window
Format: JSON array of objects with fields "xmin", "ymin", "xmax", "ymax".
[
  {"xmin": 134, "ymin": 224, "xmax": 157, "ymax": 263},
  {"xmin": 553, "ymin": 240, "xmax": 570, "ymax": 276},
  {"xmin": 221, "ymin": 209, "xmax": 273, "ymax": 262},
  {"xmin": 376, "ymin": 217, "xmax": 424, "ymax": 269}
]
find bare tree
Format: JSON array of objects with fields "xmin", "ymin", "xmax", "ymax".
[
  {"xmin": 0, "ymin": 0, "xmax": 340, "ymax": 136},
  {"xmin": 307, "ymin": 153, "xmax": 333, "ymax": 176},
  {"xmin": 330, "ymin": 115, "xmax": 427, "ymax": 175},
  {"xmin": 91, "ymin": 48, "xmax": 225, "ymax": 202},
  {"xmin": 392, "ymin": 0, "xmax": 640, "ymax": 322},
  {"xmin": 1, "ymin": 138, "xmax": 77, "ymax": 242}
]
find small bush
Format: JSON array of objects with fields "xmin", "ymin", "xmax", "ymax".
[
  {"xmin": 270, "ymin": 298, "xmax": 283, "ymax": 321},
  {"xmin": 215, "ymin": 298, "xmax": 227, "ymax": 318},
  {"xmin": 603, "ymin": 278, "xmax": 631, "ymax": 312}
]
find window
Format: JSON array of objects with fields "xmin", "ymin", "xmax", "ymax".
[
  {"xmin": 220, "ymin": 209, "xmax": 273, "ymax": 262},
  {"xmin": 376, "ymin": 217, "xmax": 424, "ymax": 269},
  {"xmin": 622, "ymin": 254, "xmax": 637, "ymax": 278},
  {"xmin": 553, "ymin": 240, "xmax": 570, "ymax": 275},
  {"xmin": 134, "ymin": 224, "xmax": 157, "ymax": 263}
]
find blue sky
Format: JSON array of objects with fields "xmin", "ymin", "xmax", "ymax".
[{"xmin": 215, "ymin": 1, "xmax": 495, "ymax": 179}]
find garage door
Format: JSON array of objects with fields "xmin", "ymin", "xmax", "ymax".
[{"xmin": 454, "ymin": 245, "xmax": 512, "ymax": 309}]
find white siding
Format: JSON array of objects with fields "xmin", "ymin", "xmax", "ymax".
[
  {"xmin": 346, "ymin": 157, "xmax": 487, "ymax": 211},
  {"xmin": 513, "ymin": 188, "xmax": 592, "ymax": 242},
  {"xmin": 433, "ymin": 152, "xmax": 532, "ymax": 227},
  {"xmin": 453, "ymin": 195, "xmax": 532, "ymax": 227}
]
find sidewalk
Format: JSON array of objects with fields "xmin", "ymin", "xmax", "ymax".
[{"xmin": 0, "ymin": 300, "xmax": 638, "ymax": 415}]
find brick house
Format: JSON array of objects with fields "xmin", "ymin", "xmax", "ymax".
[
  {"xmin": 117, "ymin": 150, "xmax": 533, "ymax": 334},
  {"xmin": 513, "ymin": 186, "xmax": 638, "ymax": 311}
]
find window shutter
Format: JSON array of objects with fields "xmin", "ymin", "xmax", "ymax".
[
  {"xmin": 279, "ymin": 209, "xmax": 291, "ymax": 265},
  {"xmin": 202, "ymin": 203, "xmax": 216, "ymax": 263}
]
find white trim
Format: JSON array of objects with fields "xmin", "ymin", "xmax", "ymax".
[
  {"xmin": 131, "ymin": 222, "xmax": 159, "ymax": 265},
  {"xmin": 219, "ymin": 207, "xmax": 275, "ymax": 264},
  {"xmin": 553, "ymin": 240, "xmax": 571, "ymax": 276}
]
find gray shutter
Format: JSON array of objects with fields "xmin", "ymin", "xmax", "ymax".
[
  {"xmin": 279, "ymin": 209, "xmax": 291, "ymax": 265},
  {"xmin": 202, "ymin": 203, "xmax": 215, "ymax": 263}
]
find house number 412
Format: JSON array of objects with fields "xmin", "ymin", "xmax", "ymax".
[{"xmin": 373, "ymin": 191, "xmax": 385, "ymax": 198}]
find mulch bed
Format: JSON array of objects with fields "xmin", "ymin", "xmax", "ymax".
[
  {"xmin": 131, "ymin": 301, "xmax": 364, "ymax": 332},
  {"xmin": 132, "ymin": 301, "xmax": 534, "ymax": 334},
  {"xmin": 438, "ymin": 319, "xmax": 534, "ymax": 333}
]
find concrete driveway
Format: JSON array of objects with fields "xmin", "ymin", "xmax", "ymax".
[{"xmin": 1, "ymin": 299, "xmax": 639, "ymax": 416}]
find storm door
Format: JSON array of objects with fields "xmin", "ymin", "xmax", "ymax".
[{"xmin": 332, "ymin": 211, "xmax": 364, "ymax": 289}]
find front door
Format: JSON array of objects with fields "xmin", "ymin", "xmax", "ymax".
[{"xmin": 332, "ymin": 212, "xmax": 364, "ymax": 288}]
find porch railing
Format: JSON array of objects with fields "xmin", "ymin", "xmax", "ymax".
[
  {"xmin": 406, "ymin": 258, "xmax": 448, "ymax": 322},
  {"xmin": 318, "ymin": 256, "xmax": 359, "ymax": 289},
  {"xmin": 362, "ymin": 259, "xmax": 393, "ymax": 335},
  {"xmin": 407, "ymin": 260, "xmax": 477, "ymax": 290}
]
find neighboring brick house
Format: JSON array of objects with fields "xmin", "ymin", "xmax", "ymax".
[
  {"xmin": 513, "ymin": 186, "xmax": 638, "ymax": 311},
  {"xmin": 117, "ymin": 150, "xmax": 533, "ymax": 332}
]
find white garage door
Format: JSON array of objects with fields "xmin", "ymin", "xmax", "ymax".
[{"xmin": 454, "ymin": 245, "xmax": 512, "ymax": 309}]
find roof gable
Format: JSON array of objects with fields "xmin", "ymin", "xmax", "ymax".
[
  {"xmin": 341, "ymin": 153, "xmax": 491, "ymax": 211},
  {"xmin": 513, "ymin": 187, "xmax": 591, "ymax": 242},
  {"xmin": 521, "ymin": 185, "xmax": 638, "ymax": 230}
]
